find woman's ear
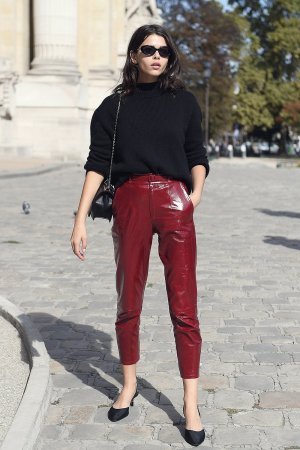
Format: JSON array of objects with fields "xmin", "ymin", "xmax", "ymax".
[{"xmin": 130, "ymin": 50, "xmax": 137, "ymax": 65}]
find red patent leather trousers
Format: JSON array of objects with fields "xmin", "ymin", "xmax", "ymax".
[{"xmin": 111, "ymin": 173, "xmax": 202, "ymax": 379}]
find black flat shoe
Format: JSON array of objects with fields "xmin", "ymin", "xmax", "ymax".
[
  {"xmin": 108, "ymin": 386, "xmax": 139, "ymax": 422},
  {"xmin": 183, "ymin": 404, "xmax": 206, "ymax": 447}
]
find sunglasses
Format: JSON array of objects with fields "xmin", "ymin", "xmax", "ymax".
[{"xmin": 139, "ymin": 45, "xmax": 171, "ymax": 58}]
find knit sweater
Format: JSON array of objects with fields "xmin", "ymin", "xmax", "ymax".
[{"xmin": 84, "ymin": 80, "xmax": 210, "ymax": 194}]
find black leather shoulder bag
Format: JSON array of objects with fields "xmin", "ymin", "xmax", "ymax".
[{"xmin": 88, "ymin": 93, "xmax": 122, "ymax": 221}]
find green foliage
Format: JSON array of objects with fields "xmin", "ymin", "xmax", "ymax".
[
  {"xmin": 157, "ymin": 0, "xmax": 243, "ymax": 137},
  {"xmin": 157, "ymin": 0, "xmax": 300, "ymax": 138},
  {"xmin": 229, "ymin": 0, "xmax": 300, "ymax": 135}
]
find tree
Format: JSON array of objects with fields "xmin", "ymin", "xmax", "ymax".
[
  {"xmin": 157, "ymin": 0, "xmax": 243, "ymax": 138},
  {"xmin": 281, "ymin": 101, "xmax": 300, "ymax": 133},
  {"xmin": 228, "ymin": 0, "xmax": 300, "ymax": 149}
]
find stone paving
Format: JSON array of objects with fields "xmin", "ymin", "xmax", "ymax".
[{"xmin": 1, "ymin": 159, "xmax": 300, "ymax": 449}]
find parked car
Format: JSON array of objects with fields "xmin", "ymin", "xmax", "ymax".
[
  {"xmin": 292, "ymin": 137, "xmax": 300, "ymax": 156},
  {"xmin": 251, "ymin": 141, "xmax": 279, "ymax": 156},
  {"xmin": 270, "ymin": 142, "xmax": 279, "ymax": 154},
  {"xmin": 251, "ymin": 142, "xmax": 261, "ymax": 155},
  {"xmin": 219, "ymin": 143, "xmax": 229, "ymax": 157},
  {"xmin": 258, "ymin": 141, "xmax": 270, "ymax": 154}
]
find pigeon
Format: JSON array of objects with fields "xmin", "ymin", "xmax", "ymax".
[{"xmin": 22, "ymin": 201, "xmax": 31, "ymax": 214}]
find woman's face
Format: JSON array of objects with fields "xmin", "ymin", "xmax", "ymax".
[{"xmin": 130, "ymin": 34, "xmax": 170, "ymax": 83}]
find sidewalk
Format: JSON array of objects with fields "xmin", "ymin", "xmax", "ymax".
[
  {"xmin": 1, "ymin": 156, "xmax": 298, "ymax": 179},
  {"xmin": 0, "ymin": 296, "xmax": 52, "ymax": 450},
  {"xmin": 211, "ymin": 155, "xmax": 300, "ymax": 169},
  {"xmin": 0, "ymin": 158, "xmax": 80, "ymax": 179},
  {"xmin": 0, "ymin": 159, "xmax": 300, "ymax": 449},
  {"xmin": 0, "ymin": 315, "xmax": 30, "ymax": 443}
]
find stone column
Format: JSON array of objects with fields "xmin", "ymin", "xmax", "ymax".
[
  {"xmin": 125, "ymin": 0, "xmax": 163, "ymax": 45},
  {"xmin": 30, "ymin": 0, "xmax": 80, "ymax": 76},
  {"xmin": 88, "ymin": 0, "xmax": 114, "ymax": 80}
]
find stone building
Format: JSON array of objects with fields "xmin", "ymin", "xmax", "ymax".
[{"xmin": 0, "ymin": 0, "xmax": 162, "ymax": 161}]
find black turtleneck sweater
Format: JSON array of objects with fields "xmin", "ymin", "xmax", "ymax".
[{"xmin": 84, "ymin": 81, "xmax": 210, "ymax": 194}]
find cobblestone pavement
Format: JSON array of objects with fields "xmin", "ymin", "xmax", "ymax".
[{"xmin": 1, "ymin": 160, "xmax": 300, "ymax": 450}]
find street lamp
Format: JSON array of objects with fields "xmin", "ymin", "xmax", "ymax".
[{"xmin": 203, "ymin": 61, "xmax": 212, "ymax": 149}]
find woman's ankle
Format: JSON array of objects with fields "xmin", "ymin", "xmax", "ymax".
[
  {"xmin": 123, "ymin": 379, "xmax": 137, "ymax": 389},
  {"xmin": 183, "ymin": 396, "xmax": 198, "ymax": 406}
]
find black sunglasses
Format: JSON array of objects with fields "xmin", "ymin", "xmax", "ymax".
[{"xmin": 139, "ymin": 45, "xmax": 171, "ymax": 58}]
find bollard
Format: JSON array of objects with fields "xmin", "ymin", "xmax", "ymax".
[{"xmin": 241, "ymin": 143, "xmax": 247, "ymax": 159}]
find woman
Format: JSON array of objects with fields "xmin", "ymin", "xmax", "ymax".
[{"xmin": 71, "ymin": 23, "xmax": 209, "ymax": 447}]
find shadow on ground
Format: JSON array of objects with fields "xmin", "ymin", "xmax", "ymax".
[
  {"xmin": 263, "ymin": 236, "xmax": 300, "ymax": 250},
  {"xmin": 256, "ymin": 208, "xmax": 300, "ymax": 219},
  {"xmin": 27, "ymin": 312, "xmax": 187, "ymax": 434}
]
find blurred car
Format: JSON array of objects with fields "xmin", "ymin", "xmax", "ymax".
[
  {"xmin": 258, "ymin": 141, "xmax": 270, "ymax": 154},
  {"xmin": 251, "ymin": 142, "xmax": 260, "ymax": 155},
  {"xmin": 270, "ymin": 142, "xmax": 279, "ymax": 154},
  {"xmin": 219, "ymin": 143, "xmax": 229, "ymax": 157},
  {"xmin": 292, "ymin": 137, "xmax": 300, "ymax": 156},
  {"xmin": 251, "ymin": 141, "xmax": 279, "ymax": 156},
  {"xmin": 233, "ymin": 144, "xmax": 241, "ymax": 156}
]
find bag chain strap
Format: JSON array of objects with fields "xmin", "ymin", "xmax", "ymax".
[{"xmin": 105, "ymin": 93, "xmax": 122, "ymax": 190}]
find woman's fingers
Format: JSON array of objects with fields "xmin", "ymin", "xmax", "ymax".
[
  {"xmin": 79, "ymin": 237, "xmax": 87, "ymax": 257},
  {"xmin": 81, "ymin": 236, "xmax": 87, "ymax": 254},
  {"xmin": 72, "ymin": 238, "xmax": 83, "ymax": 260},
  {"xmin": 75, "ymin": 240, "xmax": 84, "ymax": 260},
  {"xmin": 70, "ymin": 226, "xmax": 87, "ymax": 261}
]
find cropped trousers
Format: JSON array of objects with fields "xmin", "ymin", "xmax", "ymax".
[{"xmin": 111, "ymin": 173, "xmax": 202, "ymax": 378}]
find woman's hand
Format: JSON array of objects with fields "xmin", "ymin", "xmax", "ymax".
[
  {"xmin": 70, "ymin": 221, "xmax": 87, "ymax": 261},
  {"xmin": 70, "ymin": 171, "xmax": 104, "ymax": 261},
  {"xmin": 189, "ymin": 165, "xmax": 206, "ymax": 210},
  {"xmin": 189, "ymin": 192, "xmax": 201, "ymax": 210}
]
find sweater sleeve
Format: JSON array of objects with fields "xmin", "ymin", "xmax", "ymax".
[
  {"xmin": 83, "ymin": 96, "xmax": 114, "ymax": 178},
  {"xmin": 184, "ymin": 93, "xmax": 210, "ymax": 178}
]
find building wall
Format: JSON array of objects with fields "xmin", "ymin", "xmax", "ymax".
[{"xmin": 0, "ymin": 0, "xmax": 162, "ymax": 160}]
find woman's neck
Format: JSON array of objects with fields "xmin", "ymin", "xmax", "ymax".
[
  {"xmin": 133, "ymin": 79, "xmax": 162, "ymax": 97},
  {"xmin": 136, "ymin": 76, "xmax": 159, "ymax": 83}
]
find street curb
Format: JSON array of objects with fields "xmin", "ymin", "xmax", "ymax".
[
  {"xmin": 0, "ymin": 296, "xmax": 52, "ymax": 450},
  {"xmin": 0, "ymin": 162, "xmax": 80, "ymax": 179}
]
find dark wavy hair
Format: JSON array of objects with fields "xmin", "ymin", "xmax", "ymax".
[{"xmin": 112, "ymin": 24, "xmax": 186, "ymax": 97}]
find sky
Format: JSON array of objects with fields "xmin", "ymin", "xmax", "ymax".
[{"xmin": 217, "ymin": 0, "xmax": 233, "ymax": 11}]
